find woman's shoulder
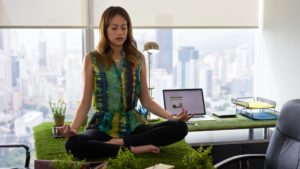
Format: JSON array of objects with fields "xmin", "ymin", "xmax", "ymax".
[
  {"xmin": 87, "ymin": 50, "xmax": 98, "ymax": 58},
  {"xmin": 137, "ymin": 50, "xmax": 143, "ymax": 57},
  {"xmin": 86, "ymin": 50, "xmax": 100, "ymax": 64},
  {"xmin": 136, "ymin": 51, "xmax": 145, "ymax": 62}
]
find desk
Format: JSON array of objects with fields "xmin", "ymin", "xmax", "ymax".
[
  {"xmin": 185, "ymin": 116, "xmax": 276, "ymax": 169},
  {"xmin": 185, "ymin": 115, "xmax": 276, "ymax": 146},
  {"xmin": 33, "ymin": 122, "xmax": 193, "ymax": 169},
  {"xmin": 185, "ymin": 128, "xmax": 273, "ymax": 147},
  {"xmin": 187, "ymin": 115, "xmax": 276, "ymax": 131}
]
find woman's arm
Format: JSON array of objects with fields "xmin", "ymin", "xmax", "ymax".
[
  {"xmin": 139, "ymin": 54, "xmax": 188, "ymax": 121},
  {"xmin": 70, "ymin": 53, "xmax": 94, "ymax": 131}
]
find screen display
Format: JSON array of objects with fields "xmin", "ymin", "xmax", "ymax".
[{"xmin": 163, "ymin": 89, "xmax": 206, "ymax": 115}]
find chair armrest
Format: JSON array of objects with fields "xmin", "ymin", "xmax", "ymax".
[
  {"xmin": 0, "ymin": 144, "xmax": 30, "ymax": 168},
  {"xmin": 214, "ymin": 154, "xmax": 265, "ymax": 168}
]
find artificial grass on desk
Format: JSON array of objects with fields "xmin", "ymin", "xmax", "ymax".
[
  {"xmin": 188, "ymin": 115, "xmax": 276, "ymax": 131},
  {"xmin": 33, "ymin": 122, "xmax": 194, "ymax": 168}
]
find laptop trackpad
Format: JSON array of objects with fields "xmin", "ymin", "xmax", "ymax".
[{"xmin": 189, "ymin": 115, "xmax": 215, "ymax": 121}]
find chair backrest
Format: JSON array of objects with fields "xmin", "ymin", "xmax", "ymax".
[{"xmin": 265, "ymin": 99, "xmax": 300, "ymax": 169}]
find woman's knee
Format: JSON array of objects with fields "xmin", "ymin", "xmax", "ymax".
[
  {"xmin": 176, "ymin": 120, "xmax": 188, "ymax": 137},
  {"xmin": 65, "ymin": 135, "xmax": 83, "ymax": 157},
  {"xmin": 168, "ymin": 120, "xmax": 188, "ymax": 138}
]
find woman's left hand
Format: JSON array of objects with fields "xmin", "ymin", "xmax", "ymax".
[{"xmin": 169, "ymin": 108, "xmax": 189, "ymax": 122}]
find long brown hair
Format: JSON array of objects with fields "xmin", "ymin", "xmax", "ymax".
[{"xmin": 96, "ymin": 6, "xmax": 138, "ymax": 68}]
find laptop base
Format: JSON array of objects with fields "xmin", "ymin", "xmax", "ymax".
[{"xmin": 188, "ymin": 115, "xmax": 215, "ymax": 121}]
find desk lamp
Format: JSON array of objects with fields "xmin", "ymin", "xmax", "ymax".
[{"xmin": 143, "ymin": 41, "xmax": 160, "ymax": 98}]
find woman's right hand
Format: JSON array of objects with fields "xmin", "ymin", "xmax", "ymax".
[
  {"xmin": 168, "ymin": 108, "xmax": 189, "ymax": 122},
  {"xmin": 58, "ymin": 124, "xmax": 77, "ymax": 138}
]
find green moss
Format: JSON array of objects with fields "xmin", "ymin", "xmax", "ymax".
[
  {"xmin": 187, "ymin": 115, "xmax": 276, "ymax": 131},
  {"xmin": 33, "ymin": 122, "xmax": 68, "ymax": 159},
  {"xmin": 33, "ymin": 122, "xmax": 194, "ymax": 168},
  {"xmin": 51, "ymin": 154, "xmax": 85, "ymax": 169},
  {"xmin": 107, "ymin": 149, "xmax": 141, "ymax": 169},
  {"xmin": 182, "ymin": 146, "xmax": 214, "ymax": 169},
  {"xmin": 137, "ymin": 141, "xmax": 194, "ymax": 168}
]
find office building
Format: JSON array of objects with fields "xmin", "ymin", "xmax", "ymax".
[
  {"xmin": 11, "ymin": 55, "xmax": 19, "ymax": 87},
  {"xmin": 155, "ymin": 29, "xmax": 173, "ymax": 74},
  {"xmin": 38, "ymin": 32, "xmax": 47, "ymax": 69},
  {"xmin": 177, "ymin": 46, "xmax": 199, "ymax": 88}
]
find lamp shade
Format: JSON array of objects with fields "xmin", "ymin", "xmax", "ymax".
[{"xmin": 143, "ymin": 41, "xmax": 160, "ymax": 54}]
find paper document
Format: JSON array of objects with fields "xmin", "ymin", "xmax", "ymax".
[{"xmin": 145, "ymin": 163, "xmax": 175, "ymax": 169}]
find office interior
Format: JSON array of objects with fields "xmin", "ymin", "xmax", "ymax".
[{"xmin": 1, "ymin": 0, "xmax": 300, "ymax": 168}]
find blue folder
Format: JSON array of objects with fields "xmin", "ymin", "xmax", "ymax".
[{"xmin": 240, "ymin": 111, "xmax": 278, "ymax": 120}]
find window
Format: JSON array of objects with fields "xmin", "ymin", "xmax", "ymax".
[
  {"xmin": 0, "ymin": 29, "xmax": 83, "ymax": 167},
  {"xmin": 0, "ymin": 28, "xmax": 256, "ymax": 167},
  {"xmin": 95, "ymin": 28, "xmax": 256, "ymax": 111}
]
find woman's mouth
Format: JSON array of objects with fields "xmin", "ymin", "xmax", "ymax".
[{"xmin": 116, "ymin": 37, "xmax": 124, "ymax": 41}]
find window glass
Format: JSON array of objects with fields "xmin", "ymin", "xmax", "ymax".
[
  {"xmin": 0, "ymin": 28, "xmax": 255, "ymax": 167},
  {"xmin": 0, "ymin": 29, "xmax": 83, "ymax": 167},
  {"xmin": 95, "ymin": 29, "xmax": 256, "ymax": 112}
]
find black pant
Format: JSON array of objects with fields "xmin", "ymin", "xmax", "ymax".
[{"xmin": 65, "ymin": 120, "xmax": 188, "ymax": 159}]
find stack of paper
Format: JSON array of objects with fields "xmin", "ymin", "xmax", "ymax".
[{"xmin": 145, "ymin": 163, "xmax": 175, "ymax": 169}]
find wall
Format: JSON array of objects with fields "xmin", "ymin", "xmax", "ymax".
[{"xmin": 255, "ymin": 0, "xmax": 300, "ymax": 109}]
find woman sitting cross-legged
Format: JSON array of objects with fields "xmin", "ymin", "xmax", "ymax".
[{"xmin": 60, "ymin": 6, "xmax": 189, "ymax": 159}]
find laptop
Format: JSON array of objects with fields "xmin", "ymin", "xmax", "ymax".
[{"xmin": 163, "ymin": 88, "xmax": 215, "ymax": 121}]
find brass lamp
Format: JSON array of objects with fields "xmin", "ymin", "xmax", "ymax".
[
  {"xmin": 143, "ymin": 41, "xmax": 160, "ymax": 98},
  {"xmin": 144, "ymin": 41, "xmax": 160, "ymax": 55}
]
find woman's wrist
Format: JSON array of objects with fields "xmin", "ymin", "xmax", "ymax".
[
  {"xmin": 167, "ymin": 114, "xmax": 176, "ymax": 120},
  {"xmin": 69, "ymin": 124, "xmax": 78, "ymax": 133}
]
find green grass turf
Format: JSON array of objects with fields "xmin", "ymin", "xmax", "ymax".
[
  {"xmin": 187, "ymin": 115, "xmax": 276, "ymax": 131},
  {"xmin": 33, "ymin": 122, "xmax": 194, "ymax": 168}
]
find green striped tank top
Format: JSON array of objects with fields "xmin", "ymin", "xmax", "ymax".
[{"xmin": 87, "ymin": 51, "xmax": 145, "ymax": 138}]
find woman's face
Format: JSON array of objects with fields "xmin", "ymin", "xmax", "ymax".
[{"xmin": 107, "ymin": 15, "xmax": 128, "ymax": 47}]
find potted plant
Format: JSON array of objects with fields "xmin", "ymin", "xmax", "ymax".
[
  {"xmin": 182, "ymin": 146, "xmax": 215, "ymax": 169},
  {"xmin": 49, "ymin": 98, "xmax": 66, "ymax": 126}
]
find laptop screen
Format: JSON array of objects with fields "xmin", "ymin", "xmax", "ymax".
[{"xmin": 163, "ymin": 88, "xmax": 206, "ymax": 115}]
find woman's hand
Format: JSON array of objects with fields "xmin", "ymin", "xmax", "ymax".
[
  {"xmin": 168, "ymin": 108, "xmax": 190, "ymax": 122},
  {"xmin": 58, "ymin": 124, "xmax": 77, "ymax": 138}
]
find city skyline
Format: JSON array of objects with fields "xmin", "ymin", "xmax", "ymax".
[{"xmin": 0, "ymin": 29, "xmax": 255, "ymax": 147}]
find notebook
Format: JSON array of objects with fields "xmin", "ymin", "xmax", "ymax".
[
  {"xmin": 213, "ymin": 110, "xmax": 237, "ymax": 118},
  {"xmin": 163, "ymin": 88, "xmax": 214, "ymax": 121}
]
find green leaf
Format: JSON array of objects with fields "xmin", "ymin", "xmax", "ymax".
[
  {"xmin": 51, "ymin": 154, "xmax": 85, "ymax": 169},
  {"xmin": 107, "ymin": 148, "xmax": 141, "ymax": 169},
  {"xmin": 182, "ymin": 146, "xmax": 215, "ymax": 169}
]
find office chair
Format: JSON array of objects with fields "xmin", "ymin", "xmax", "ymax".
[
  {"xmin": 214, "ymin": 99, "xmax": 300, "ymax": 169},
  {"xmin": 0, "ymin": 144, "xmax": 30, "ymax": 169}
]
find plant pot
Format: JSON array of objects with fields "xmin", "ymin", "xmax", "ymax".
[{"xmin": 54, "ymin": 116, "xmax": 65, "ymax": 126}]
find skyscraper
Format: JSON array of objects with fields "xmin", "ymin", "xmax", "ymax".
[
  {"xmin": 178, "ymin": 46, "xmax": 199, "ymax": 88},
  {"xmin": 155, "ymin": 29, "xmax": 173, "ymax": 74},
  {"xmin": 206, "ymin": 70, "xmax": 213, "ymax": 97},
  {"xmin": 11, "ymin": 55, "xmax": 20, "ymax": 87},
  {"xmin": 39, "ymin": 32, "xmax": 47, "ymax": 69}
]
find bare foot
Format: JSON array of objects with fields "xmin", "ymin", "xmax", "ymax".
[
  {"xmin": 130, "ymin": 145, "xmax": 160, "ymax": 154},
  {"xmin": 105, "ymin": 138, "xmax": 124, "ymax": 145}
]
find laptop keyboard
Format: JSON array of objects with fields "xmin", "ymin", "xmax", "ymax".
[{"xmin": 193, "ymin": 115, "xmax": 205, "ymax": 118}]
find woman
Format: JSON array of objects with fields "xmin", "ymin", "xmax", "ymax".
[{"xmin": 61, "ymin": 6, "xmax": 189, "ymax": 159}]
